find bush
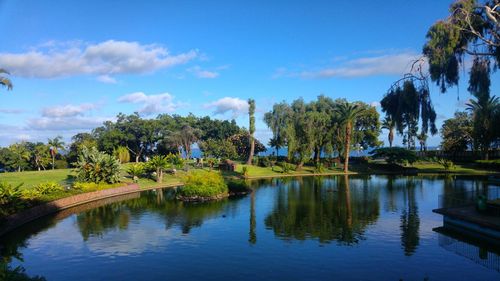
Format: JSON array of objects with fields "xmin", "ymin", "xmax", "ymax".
[
  {"xmin": 314, "ymin": 163, "xmax": 326, "ymax": 173},
  {"xmin": 0, "ymin": 182, "xmax": 24, "ymax": 218},
  {"xmin": 179, "ymin": 170, "xmax": 228, "ymax": 198},
  {"xmin": 127, "ymin": 163, "xmax": 145, "ymax": 182},
  {"xmin": 33, "ymin": 182, "xmax": 64, "ymax": 195},
  {"xmin": 258, "ymin": 156, "xmax": 272, "ymax": 168},
  {"xmin": 54, "ymin": 159, "xmax": 69, "ymax": 169},
  {"xmin": 370, "ymin": 147, "xmax": 417, "ymax": 166},
  {"xmin": 278, "ymin": 162, "xmax": 293, "ymax": 173},
  {"xmin": 114, "ymin": 146, "xmax": 130, "ymax": 163},
  {"xmin": 74, "ymin": 147, "xmax": 121, "ymax": 184},
  {"xmin": 436, "ymin": 158, "xmax": 455, "ymax": 171},
  {"xmin": 242, "ymin": 166, "xmax": 249, "ymax": 177},
  {"xmin": 73, "ymin": 182, "xmax": 123, "ymax": 191}
]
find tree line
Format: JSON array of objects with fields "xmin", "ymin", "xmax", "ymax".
[{"xmin": 0, "ymin": 112, "xmax": 266, "ymax": 172}]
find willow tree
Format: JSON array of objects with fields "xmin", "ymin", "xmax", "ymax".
[
  {"xmin": 381, "ymin": 80, "xmax": 437, "ymax": 149},
  {"xmin": 422, "ymin": 0, "xmax": 500, "ymax": 157},
  {"xmin": 0, "ymin": 69, "xmax": 12, "ymax": 91},
  {"xmin": 335, "ymin": 101, "xmax": 364, "ymax": 173},
  {"xmin": 264, "ymin": 102, "xmax": 290, "ymax": 157},
  {"xmin": 246, "ymin": 99, "xmax": 256, "ymax": 165}
]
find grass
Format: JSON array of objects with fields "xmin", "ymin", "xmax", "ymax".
[
  {"xmin": 0, "ymin": 168, "xmax": 75, "ymax": 190},
  {"xmin": 412, "ymin": 162, "xmax": 498, "ymax": 174}
]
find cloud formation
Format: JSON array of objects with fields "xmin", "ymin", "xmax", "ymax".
[
  {"xmin": 274, "ymin": 52, "xmax": 423, "ymax": 79},
  {"xmin": 41, "ymin": 103, "xmax": 97, "ymax": 118},
  {"xmin": 187, "ymin": 66, "xmax": 219, "ymax": 78},
  {"xmin": 204, "ymin": 97, "xmax": 248, "ymax": 118},
  {"xmin": 118, "ymin": 92, "xmax": 180, "ymax": 115},
  {"xmin": 0, "ymin": 40, "xmax": 198, "ymax": 80}
]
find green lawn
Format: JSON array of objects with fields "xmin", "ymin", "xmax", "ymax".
[
  {"xmin": 234, "ymin": 164, "xmax": 346, "ymax": 178},
  {"xmin": 0, "ymin": 168, "xmax": 75, "ymax": 190},
  {"xmin": 412, "ymin": 162, "xmax": 498, "ymax": 174}
]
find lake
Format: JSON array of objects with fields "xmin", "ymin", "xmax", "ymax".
[{"xmin": 1, "ymin": 175, "xmax": 499, "ymax": 281}]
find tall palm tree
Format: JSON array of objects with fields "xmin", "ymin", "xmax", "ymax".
[
  {"xmin": 335, "ymin": 101, "xmax": 364, "ymax": 173},
  {"xmin": 381, "ymin": 116, "xmax": 396, "ymax": 147},
  {"xmin": 246, "ymin": 99, "xmax": 256, "ymax": 165},
  {"xmin": 466, "ymin": 96, "xmax": 499, "ymax": 160},
  {"xmin": 0, "ymin": 69, "xmax": 13, "ymax": 91},
  {"xmin": 417, "ymin": 132, "xmax": 427, "ymax": 152},
  {"xmin": 48, "ymin": 136, "xmax": 65, "ymax": 170}
]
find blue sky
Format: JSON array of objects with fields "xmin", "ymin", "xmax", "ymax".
[{"xmin": 0, "ymin": 0, "xmax": 497, "ymax": 147}]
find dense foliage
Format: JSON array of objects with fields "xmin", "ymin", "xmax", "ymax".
[
  {"xmin": 441, "ymin": 111, "xmax": 474, "ymax": 153},
  {"xmin": 74, "ymin": 147, "xmax": 121, "ymax": 184},
  {"xmin": 370, "ymin": 147, "xmax": 418, "ymax": 166},
  {"xmin": 178, "ymin": 170, "xmax": 228, "ymax": 198},
  {"xmin": 264, "ymin": 96, "xmax": 380, "ymax": 171}
]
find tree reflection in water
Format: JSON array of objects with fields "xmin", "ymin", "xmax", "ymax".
[
  {"xmin": 75, "ymin": 188, "xmax": 238, "ymax": 239},
  {"xmin": 399, "ymin": 177, "xmax": 420, "ymax": 256},
  {"xmin": 264, "ymin": 175, "xmax": 379, "ymax": 245}
]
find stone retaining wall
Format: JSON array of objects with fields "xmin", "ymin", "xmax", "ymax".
[{"xmin": 0, "ymin": 183, "xmax": 142, "ymax": 237}]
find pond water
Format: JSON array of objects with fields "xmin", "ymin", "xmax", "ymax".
[{"xmin": 1, "ymin": 175, "xmax": 499, "ymax": 281}]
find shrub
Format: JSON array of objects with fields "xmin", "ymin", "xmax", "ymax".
[
  {"xmin": 242, "ymin": 166, "xmax": 249, "ymax": 177},
  {"xmin": 206, "ymin": 158, "xmax": 218, "ymax": 171},
  {"xmin": 0, "ymin": 182, "xmax": 24, "ymax": 218},
  {"xmin": 74, "ymin": 147, "xmax": 121, "ymax": 184},
  {"xmin": 54, "ymin": 159, "xmax": 69, "ymax": 169},
  {"xmin": 370, "ymin": 147, "xmax": 417, "ymax": 166},
  {"xmin": 73, "ymin": 182, "xmax": 123, "ymax": 191},
  {"xmin": 33, "ymin": 182, "xmax": 64, "ymax": 195},
  {"xmin": 114, "ymin": 146, "xmax": 130, "ymax": 163},
  {"xmin": 436, "ymin": 158, "xmax": 455, "ymax": 171},
  {"xmin": 278, "ymin": 162, "xmax": 293, "ymax": 173},
  {"xmin": 314, "ymin": 163, "xmax": 326, "ymax": 173},
  {"xmin": 127, "ymin": 163, "xmax": 145, "ymax": 182},
  {"xmin": 179, "ymin": 170, "xmax": 228, "ymax": 198},
  {"xmin": 259, "ymin": 156, "xmax": 272, "ymax": 167}
]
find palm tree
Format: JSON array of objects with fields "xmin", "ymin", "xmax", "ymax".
[
  {"xmin": 335, "ymin": 101, "xmax": 364, "ymax": 173},
  {"xmin": 0, "ymin": 69, "xmax": 13, "ymax": 91},
  {"xmin": 246, "ymin": 99, "xmax": 256, "ymax": 165},
  {"xmin": 381, "ymin": 116, "xmax": 396, "ymax": 147},
  {"xmin": 48, "ymin": 136, "xmax": 65, "ymax": 170},
  {"xmin": 417, "ymin": 132, "xmax": 427, "ymax": 152},
  {"xmin": 467, "ymin": 96, "xmax": 499, "ymax": 160}
]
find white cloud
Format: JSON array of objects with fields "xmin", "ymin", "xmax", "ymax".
[
  {"xmin": 204, "ymin": 97, "xmax": 248, "ymax": 118},
  {"xmin": 27, "ymin": 116, "xmax": 110, "ymax": 131},
  {"xmin": 41, "ymin": 103, "xmax": 97, "ymax": 118},
  {"xmin": 118, "ymin": 92, "xmax": 179, "ymax": 115},
  {"xmin": 370, "ymin": 101, "xmax": 381, "ymax": 107},
  {"xmin": 0, "ymin": 40, "xmax": 198, "ymax": 79},
  {"xmin": 96, "ymin": 74, "xmax": 118, "ymax": 84},
  {"xmin": 274, "ymin": 51, "xmax": 423, "ymax": 79},
  {"xmin": 187, "ymin": 66, "xmax": 219, "ymax": 78},
  {"xmin": 0, "ymin": 108, "xmax": 24, "ymax": 114}
]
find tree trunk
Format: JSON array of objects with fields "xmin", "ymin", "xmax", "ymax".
[
  {"xmin": 314, "ymin": 147, "xmax": 320, "ymax": 164},
  {"xmin": 52, "ymin": 155, "xmax": 55, "ymax": 170},
  {"xmin": 296, "ymin": 161, "xmax": 304, "ymax": 171},
  {"xmin": 389, "ymin": 129, "xmax": 394, "ymax": 148},
  {"xmin": 135, "ymin": 155, "xmax": 140, "ymax": 163},
  {"xmin": 156, "ymin": 168, "xmax": 162, "ymax": 183},
  {"xmin": 343, "ymin": 122, "xmax": 351, "ymax": 173},
  {"xmin": 246, "ymin": 136, "xmax": 255, "ymax": 165}
]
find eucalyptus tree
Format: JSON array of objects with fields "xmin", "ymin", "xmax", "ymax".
[
  {"xmin": 246, "ymin": 99, "xmax": 256, "ymax": 165},
  {"xmin": 48, "ymin": 136, "xmax": 65, "ymax": 170},
  {"xmin": 334, "ymin": 101, "xmax": 364, "ymax": 173},
  {"xmin": 0, "ymin": 69, "xmax": 12, "ymax": 91},
  {"xmin": 381, "ymin": 116, "xmax": 396, "ymax": 147}
]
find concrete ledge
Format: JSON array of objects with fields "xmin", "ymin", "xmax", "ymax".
[{"xmin": 0, "ymin": 183, "xmax": 179, "ymax": 237}]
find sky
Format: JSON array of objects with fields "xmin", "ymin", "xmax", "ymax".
[{"xmin": 0, "ymin": 0, "xmax": 498, "ymax": 147}]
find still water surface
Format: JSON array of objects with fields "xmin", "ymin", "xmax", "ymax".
[{"xmin": 1, "ymin": 175, "xmax": 499, "ymax": 281}]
